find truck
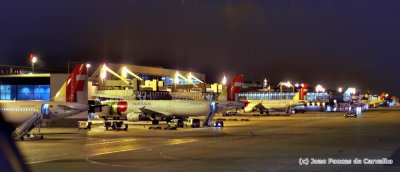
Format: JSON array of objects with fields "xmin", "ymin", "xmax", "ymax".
[
  {"xmin": 164, "ymin": 121, "xmax": 177, "ymax": 130},
  {"xmin": 184, "ymin": 118, "xmax": 201, "ymax": 128}
]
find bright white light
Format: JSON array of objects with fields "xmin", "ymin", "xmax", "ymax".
[
  {"xmin": 121, "ymin": 66, "xmax": 128, "ymax": 78},
  {"xmin": 31, "ymin": 56, "xmax": 37, "ymax": 64},
  {"xmin": 174, "ymin": 71, "xmax": 180, "ymax": 84},
  {"xmin": 283, "ymin": 81, "xmax": 292, "ymax": 88},
  {"xmin": 222, "ymin": 75, "xmax": 227, "ymax": 85},
  {"xmin": 263, "ymin": 78, "xmax": 267, "ymax": 86},
  {"xmin": 295, "ymin": 83, "xmax": 299, "ymax": 87},
  {"xmin": 315, "ymin": 84, "xmax": 325, "ymax": 92},
  {"xmin": 86, "ymin": 63, "xmax": 91, "ymax": 68},
  {"xmin": 349, "ymin": 88, "xmax": 356, "ymax": 94},
  {"xmin": 188, "ymin": 72, "xmax": 193, "ymax": 84},
  {"xmin": 100, "ymin": 65, "xmax": 107, "ymax": 79},
  {"xmin": 301, "ymin": 83, "xmax": 305, "ymax": 87},
  {"xmin": 338, "ymin": 87, "xmax": 343, "ymax": 93}
]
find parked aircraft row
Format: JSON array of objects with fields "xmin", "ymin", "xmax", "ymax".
[
  {"xmin": 95, "ymin": 75, "xmax": 245, "ymax": 125},
  {"xmin": 0, "ymin": 65, "xmax": 246, "ymax": 137},
  {"xmin": 0, "ymin": 64, "xmax": 89, "ymax": 127},
  {"xmin": 0, "ymin": 63, "xmax": 397, "ymax": 139}
]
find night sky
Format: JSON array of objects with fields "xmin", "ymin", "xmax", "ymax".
[{"xmin": 1, "ymin": 1, "xmax": 399, "ymax": 95}]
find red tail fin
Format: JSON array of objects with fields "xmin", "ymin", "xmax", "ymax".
[
  {"xmin": 66, "ymin": 64, "xmax": 88, "ymax": 103},
  {"xmin": 379, "ymin": 92, "xmax": 386, "ymax": 100},
  {"xmin": 54, "ymin": 64, "xmax": 88, "ymax": 103},
  {"xmin": 227, "ymin": 74, "xmax": 243, "ymax": 101},
  {"xmin": 299, "ymin": 84, "xmax": 310, "ymax": 100}
]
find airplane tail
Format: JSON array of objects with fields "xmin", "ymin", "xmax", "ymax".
[
  {"xmin": 379, "ymin": 92, "xmax": 385, "ymax": 100},
  {"xmin": 227, "ymin": 74, "xmax": 244, "ymax": 101},
  {"xmin": 293, "ymin": 84, "xmax": 310, "ymax": 100},
  {"xmin": 53, "ymin": 64, "xmax": 88, "ymax": 103}
]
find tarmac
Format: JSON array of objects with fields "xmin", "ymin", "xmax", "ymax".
[{"xmin": 16, "ymin": 109, "xmax": 400, "ymax": 171}]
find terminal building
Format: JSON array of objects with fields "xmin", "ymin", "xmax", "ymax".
[
  {"xmin": 0, "ymin": 63, "xmax": 208, "ymax": 101},
  {"xmin": 0, "ymin": 74, "xmax": 51, "ymax": 101}
]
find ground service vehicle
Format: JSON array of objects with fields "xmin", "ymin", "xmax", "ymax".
[
  {"xmin": 104, "ymin": 121, "xmax": 128, "ymax": 131},
  {"xmin": 184, "ymin": 118, "xmax": 201, "ymax": 128}
]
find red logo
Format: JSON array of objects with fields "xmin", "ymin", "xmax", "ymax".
[
  {"xmin": 117, "ymin": 101, "xmax": 128, "ymax": 113},
  {"xmin": 240, "ymin": 100, "xmax": 249, "ymax": 108}
]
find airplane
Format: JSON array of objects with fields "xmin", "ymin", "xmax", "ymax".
[
  {"xmin": 242, "ymin": 84, "xmax": 310, "ymax": 115},
  {"xmin": 96, "ymin": 75, "xmax": 245, "ymax": 125},
  {"xmin": 360, "ymin": 92, "xmax": 386, "ymax": 108},
  {"xmin": 0, "ymin": 64, "xmax": 89, "ymax": 137}
]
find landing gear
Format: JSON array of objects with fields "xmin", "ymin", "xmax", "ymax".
[
  {"xmin": 152, "ymin": 120, "xmax": 159, "ymax": 125},
  {"xmin": 166, "ymin": 117, "xmax": 172, "ymax": 123},
  {"xmin": 104, "ymin": 121, "xmax": 128, "ymax": 131}
]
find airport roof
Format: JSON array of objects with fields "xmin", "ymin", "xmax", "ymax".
[
  {"xmin": 0, "ymin": 73, "xmax": 51, "ymax": 78},
  {"xmin": 105, "ymin": 63, "xmax": 205, "ymax": 81}
]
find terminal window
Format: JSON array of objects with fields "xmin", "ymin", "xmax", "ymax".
[{"xmin": 0, "ymin": 85, "xmax": 50, "ymax": 101}]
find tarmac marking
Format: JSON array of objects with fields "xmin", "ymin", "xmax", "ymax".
[
  {"xmin": 86, "ymin": 139, "xmax": 136, "ymax": 146},
  {"xmin": 84, "ymin": 139, "xmax": 197, "ymax": 169},
  {"xmin": 88, "ymin": 148, "xmax": 140, "ymax": 156},
  {"xmin": 26, "ymin": 153, "xmax": 73, "ymax": 164}
]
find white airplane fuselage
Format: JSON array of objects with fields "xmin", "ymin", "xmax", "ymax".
[
  {"xmin": 244, "ymin": 99, "xmax": 307, "ymax": 113},
  {"xmin": 101, "ymin": 100, "xmax": 243, "ymax": 118},
  {"xmin": 128, "ymin": 100, "xmax": 211, "ymax": 116},
  {"xmin": 0, "ymin": 101, "xmax": 88, "ymax": 126},
  {"xmin": 102, "ymin": 100, "xmax": 211, "ymax": 116}
]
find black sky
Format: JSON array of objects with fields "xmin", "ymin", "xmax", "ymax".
[{"xmin": 0, "ymin": 0, "xmax": 399, "ymax": 95}]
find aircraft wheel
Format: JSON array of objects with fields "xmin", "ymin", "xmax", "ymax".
[{"xmin": 152, "ymin": 120, "xmax": 159, "ymax": 125}]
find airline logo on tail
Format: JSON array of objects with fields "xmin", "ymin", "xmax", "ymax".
[
  {"xmin": 299, "ymin": 84, "xmax": 310, "ymax": 100},
  {"xmin": 293, "ymin": 84, "xmax": 310, "ymax": 100},
  {"xmin": 227, "ymin": 74, "xmax": 244, "ymax": 101},
  {"xmin": 379, "ymin": 92, "xmax": 385, "ymax": 100},
  {"xmin": 54, "ymin": 64, "xmax": 88, "ymax": 103}
]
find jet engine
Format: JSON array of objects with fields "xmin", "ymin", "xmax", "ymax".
[{"xmin": 127, "ymin": 112, "xmax": 140, "ymax": 122}]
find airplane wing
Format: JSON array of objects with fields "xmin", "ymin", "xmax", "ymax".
[
  {"xmin": 215, "ymin": 101, "xmax": 245, "ymax": 112},
  {"xmin": 288, "ymin": 100, "xmax": 308, "ymax": 108},
  {"xmin": 139, "ymin": 106, "xmax": 173, "ymax": 117}
]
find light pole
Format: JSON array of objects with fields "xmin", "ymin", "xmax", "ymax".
[
  {"xmin": 279, "ymin": 81, "xmax": 293, "ymax": 99},
  {"xmin": 263, "ymin": 78, "xmax": 267, "ymax": 88},
  {"xmin": 31, "ymin": 56, "xmax": 38, "ymax": 73},
  {"xmin": 221, "ymin": 75, "xmax": 227, "ymax": 85}
]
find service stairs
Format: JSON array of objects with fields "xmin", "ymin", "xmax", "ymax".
[
  {"xmin": 12, "ymin": 113, "xmax": 43, "ymax": 140},
  {"xmin": 203, "ymin": 111, "xmax": 216, "ymax": 127}
]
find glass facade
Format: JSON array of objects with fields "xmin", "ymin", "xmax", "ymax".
[
  {"xmin": 238, "ymin": 92, "xmax": 329, "ymax": 102},
  {"xmin": 305, "ymin": 92, "xmax": 329, "ymax": 102},
  {"xmin": 139, "ymin": 74, "xmax": 202, "ymax": 86},
  {"xmin": 238, "ymin": 92, "xmax": 296, "ymax": 100},
  {"xmin": 0, "ymin": 85, "xmax": 50, "ymax": 101}
]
